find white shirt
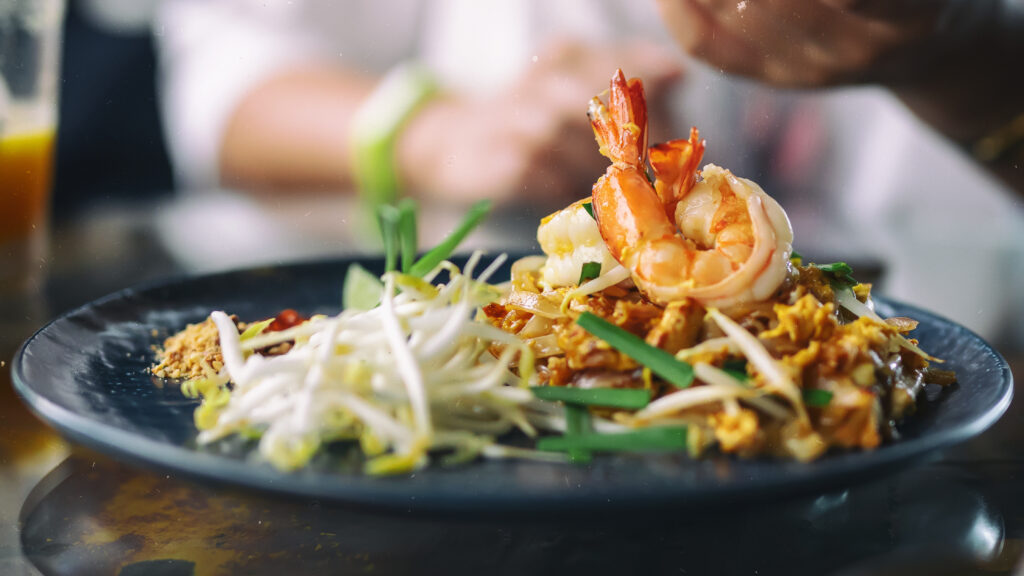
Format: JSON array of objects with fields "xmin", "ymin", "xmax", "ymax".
[{"xmin": 154, "ymin": 0, "xmax": 667, "ymax": 189}]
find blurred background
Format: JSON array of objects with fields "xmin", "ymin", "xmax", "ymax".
[{"xmin": 47, "ymin": 0, "xmax": 1024, "ymax": 356}]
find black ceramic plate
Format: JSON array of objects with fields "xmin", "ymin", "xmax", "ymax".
[{"xmin": 12, "ymin": 255, "xmax": 1014, "ymax": 514}]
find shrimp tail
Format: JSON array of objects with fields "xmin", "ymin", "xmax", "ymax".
[
  {"xmin": 587, "ymin": 69, "xmax": 648, "ymax": 168},
  {"xmin": 650, "ymin": 127, "xmax": 705, "ymax": 215}
]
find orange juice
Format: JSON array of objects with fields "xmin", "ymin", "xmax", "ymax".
[
  {"xmin": 0, "ymin": 129, "xmax": 55, "ymax": 245},
  {"xmin": 0, "ymin": 0, "xmax": 64, "ymax": 303}
]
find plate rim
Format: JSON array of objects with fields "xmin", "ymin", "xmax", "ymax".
[{"xmin": 11, "ymin": 256, "xmax": 1015, "ymax": 513}]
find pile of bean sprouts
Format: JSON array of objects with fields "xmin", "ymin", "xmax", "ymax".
[{"xmin": 196, "ymin": 252, "xmax": 594, "ymax": 473}]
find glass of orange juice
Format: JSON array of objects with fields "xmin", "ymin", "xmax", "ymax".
[{"xmin": 0, "ymin": 0, "xmax": 64, "ymax": 304}]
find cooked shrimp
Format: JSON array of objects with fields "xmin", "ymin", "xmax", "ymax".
[
  {"xmin": 589, "ymin": 70, "xmax": 793, "ymax": 308},
  {"xmin": 536, "ymin": 198, "xmax": 619, "ymax": 290}
]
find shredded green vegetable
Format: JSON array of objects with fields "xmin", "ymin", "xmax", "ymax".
[
  {"xmin": 802, "ymin": 389, "xmax": 834, "ymax": 407},
  {"xmin": 537, "ymin": 427, "xmax": 688, "ymax": 453},
  {"xmin": 576, "ymin": 312, "xmax": 695, "ymax": 389},
  {"xmin": 582, "ymin": 201, "xmax": 596, "ymax": 220},
  {"xmin": 530, "ymin": 386, "xmax": 651, "ymax": 409}
]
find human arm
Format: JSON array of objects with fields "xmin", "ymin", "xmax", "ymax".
[
  {"xmin": 221, "ymin": 39, "xmax": 682, "ymax": 208},
  {"xmin": 218, "ymin": 65, "xmax": 375, "ymax": 192},
  {"xmin": 155, "ymin": 0, "xmax": 683, "ymax": 205}
]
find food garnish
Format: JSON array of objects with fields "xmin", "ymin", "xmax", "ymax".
[
  {"xmin": 537, "ymin": 427, "xmax": 689, "ymax": 454},
  {"xmin": 578, "ymin": 261, "xmax": 602, "ymax": 285},
  {"xmin": 408, "ymin": 199, "xmax": 491, "ymax": 277},
  {"xmin": 529, "ymin": 386, "xmax": 651, "ymax": 409},
  {"xmin": 802, "ymin": 389, "xmax": 834, "ymax": 407}
]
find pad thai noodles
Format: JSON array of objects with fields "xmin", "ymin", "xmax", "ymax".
[{"xmin": 152, "ymin": 69, "xmax": 954, "ymax": 473}]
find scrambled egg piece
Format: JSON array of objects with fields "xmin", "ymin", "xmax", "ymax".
[
  {"xmin": 709, "ymin": 408, "xmax": 760, "ymax": 453},
  {"xmin": 761, "ymin": 294, "xmax": 836, "ymax": 346}
]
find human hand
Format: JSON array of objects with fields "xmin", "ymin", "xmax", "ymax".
[
  {"xmin": 397, "ymin": 40, "xmax": 683, "ymax": 208},
  {"xmin": 654, "ymin": 0, "xmax": 1024, "ymax": 194},
  {"xmin": 654, "ymin": 0, "xmax": 1000, "ymax": 88}
]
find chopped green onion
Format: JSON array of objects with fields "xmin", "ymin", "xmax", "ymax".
[
  {"xmin": 724, "ymin": 370, "xmax": 749, "ymax": 384},
  {"xmin": 582, "ymin": 201, "xmax": 596, "ymax": 220},
  {"xmin": 343, "ymin": 263, "xmax": 384, "ymax": 311},
  {"xmin": 564, "ymin": 404, "xmax": 593, "ymax": 464},
  {"xmin": 790, "ymin": 250, "xmax": 803, "ymax": 261},
  {"xmin": 537, "ymin": 427, "xmax": 688, "ymax": 453},
  {"xmin": 566, "ymin": 404, "xmax": 592, "ymax": 433},
  {"xmin": 828, "ymin": 277, "xmax": 857, "ymax": 291},
  {"xmin": 530, "ymin": 386, "xmax": 651, "ymax": 410},
  {"xmin": 376, "ymin": 204, "xmax": 400, "ymax": 273},
  {"xmin": 802, "ymin": 389, "xmax": 834, "ymax": 407},
  {"xmin": 721, "ymin": 359, "xmax": 749, "ymax": 383},
  {"xmin": 816, "ymin": 261, "xmax": 857, "ymax": 287},
  {"xmin": 409, "ymin": 200, "xmax": 492, "ymax": 277},
  {"xmin": 398, "ymin": 198, "xmax": 418, "ymax": 273},
  {"xmin": 576, "ymin": 312, "xmax": 695, "ymax": 389},
  {"xmin": 578, "ymin": 261, "xmax": 601, "ymax": 285},
  {"xmin": 817, "ymin": 262, "xmax": 853, "ymax": 276}
]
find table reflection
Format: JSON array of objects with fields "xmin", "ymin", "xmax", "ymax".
[
  {"xmin": 0, "ymin": 287, "xmax": 68, "ymax": 576},
  {"xmin": 18, "ymin": 446, "xmax": 1023, "ymax": 576}
]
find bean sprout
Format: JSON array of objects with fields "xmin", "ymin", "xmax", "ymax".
[{"xmin": 199, "ymin": 252, "xmax": 565, "ymax": 473}]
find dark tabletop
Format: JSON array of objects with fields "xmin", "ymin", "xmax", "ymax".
[{"xmin": 2, "ymin": 206, "xmax": 1022, "ymax": 576}]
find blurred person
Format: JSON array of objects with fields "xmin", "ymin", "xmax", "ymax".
[{"xmin": 154, "ymin": 0, "xmax": 683, "ymax": 210}]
